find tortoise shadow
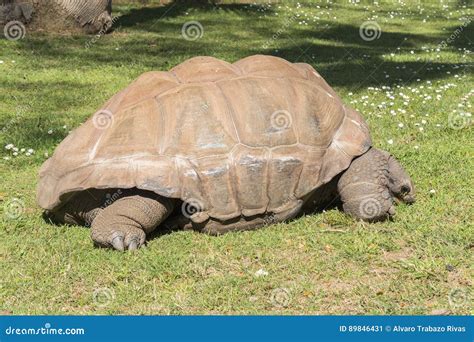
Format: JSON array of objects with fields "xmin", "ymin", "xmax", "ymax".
[{"xmin": 116, "ymin": 0, "xmax": 274, "ymax": 29}]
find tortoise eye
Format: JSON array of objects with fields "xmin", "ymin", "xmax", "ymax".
[{"xmin": 400, "ymin": 185, "xmax": 410, "ymax": 194}]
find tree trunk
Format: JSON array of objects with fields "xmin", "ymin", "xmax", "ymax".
[{"xmin": 0, "ymin": 0, "xmax": 113, "ymax": 34}]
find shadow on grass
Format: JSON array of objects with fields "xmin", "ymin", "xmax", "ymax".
[
  {"xmin": 116, "ymin": 0, "xmax": 273, "ymax": 29},
  {"xmin": 16, "ymin": 17, "xmax": 469, "ymax": 89},
  {"xmin": 2, "ymin": 1, "xmax": 471, "ymax": 150},
  {"xmin": 0, "ymin": 80, "xmax": 95, "ymax": 150}
]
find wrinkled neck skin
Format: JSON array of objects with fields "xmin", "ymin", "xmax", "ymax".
[
  {"xmin": 334, "ymin": 147, "xmax": 415, "ymax": 222},
  {"xmin": 345, "ymin": 147, "xmax": 415, "ymax": 204}
]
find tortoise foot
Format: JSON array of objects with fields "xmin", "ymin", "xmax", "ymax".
[{"xmin": 93, "ymin": 224, "xmax": 146, "ymax": 251}]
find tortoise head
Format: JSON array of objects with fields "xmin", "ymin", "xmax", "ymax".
[{"xmin": 387, "ymin": 154, "xmax": 415, "ymax": 204}]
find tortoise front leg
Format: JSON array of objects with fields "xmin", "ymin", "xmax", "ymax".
[{"xmin": 91, "ymin": 191, "xmax": 174, "ymax": 251}]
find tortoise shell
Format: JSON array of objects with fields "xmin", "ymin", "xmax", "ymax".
[{"xmin": 37, "ymin": 55, "xmax": 371, "ymax": 222}]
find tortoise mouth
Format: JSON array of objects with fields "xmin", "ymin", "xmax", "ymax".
[
  {"xmin": 393, "ymin": 193, "xmax": 416, "ymax": 205},
  {"xmin": 402, "ymin": 194, "xmax": 416, "ymax": 204},
  {"xmin": 391, "ymin": 183, "xmax": 416, "ymax": 205}
]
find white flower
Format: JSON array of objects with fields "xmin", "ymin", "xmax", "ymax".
[
  {"xmin": 27, "ymin": 148, "xmax": 34, "ymax": 153},
  {"xmin": 20, "ymin": 148, "xmax": 25, "ymax": 153},
  {"xmin": 5, "ymin": 144, "xmax": 14, "ymax": 150},
  {"xmin": 0, "ymin": 61, "xmax": 3, "ymax": 64},
  {"xmin": 398, "ymin": 123, "xmax": 404, "ymax": 128},
  {"xmin": 419, "ymin": 127, "xmax": 424, "ymax": 132},
  {"xmin": 387, "ymin": 139, "xmax": 394, "ymax": 145},
  {"xmin": 3, "ymin": 156, "xmax": 10, "ymax": 160},
  {"xmin": 414, "ymin": 145, "xmax": 419, "ymax": 149},
  {"xmin": 47, "ymin": 129, "xmax": 53, "ymax": 134},
  {"xmin": 255, "ymin": 269, "xmax": 269, "ymax": 277},
  {"xmin": 12, "ymin": 147, "xmax": 18, "ymax": 152},
  {"xmin": 429, "ymin": 189, "xmax": 436, "ymax": 194},
  {"xmin": 13, "ymin": 152, "xmax": 18, "ymax": 156}
]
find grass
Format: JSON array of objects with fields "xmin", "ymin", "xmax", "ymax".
[{"xmin": 0, "ymin": 0, "xmax": 472, "ymax": 315}]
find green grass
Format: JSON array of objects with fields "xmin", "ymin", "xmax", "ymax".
[{"xmin": 0, "ymin": 0, "xmax": 473, "ymax": 315}]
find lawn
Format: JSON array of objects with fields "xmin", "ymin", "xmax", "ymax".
[{"xmin": 0, "ymin": 0, "xmax": 472, "ymax": 315}]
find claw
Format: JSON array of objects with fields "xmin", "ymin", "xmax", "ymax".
[
  {"xmin": 111, "ymin": 235, "xmax": 125, "ymax": 251},
  {"xmin": 128, "ymin": 239, "xmax": 139, "ymax": 251},
  {"xmin": 388, "ymin": 205, "xmax": 396, "ymax": 216}
]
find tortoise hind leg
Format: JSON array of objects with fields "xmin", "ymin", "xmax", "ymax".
[
  {"xmin": 91, "ymin": 190, "xmax": 174, "ymax": 251},
  {"xmin": 43, "ymin": 189, "xmax": 109, "ymax": 226}
]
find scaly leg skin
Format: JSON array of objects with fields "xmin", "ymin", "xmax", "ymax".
[
  {"xmin": 337, "ymin": 148, "xmax": 415, "ymax": 222},
  {"xmin": 91, "ymin": 191, "xmax": 174, "ymax": 251},
  {"xmin": 43, "ymin": 189, "xmax": 110, "ymax": 227}
]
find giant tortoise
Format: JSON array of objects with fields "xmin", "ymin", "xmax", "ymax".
[{"xmin": 38, "ymin": 55, "xmax": 415, "ymax": 251}]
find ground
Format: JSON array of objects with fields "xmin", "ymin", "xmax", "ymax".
[{"xmin": 0, "ymin": 0, "xmax": 472, "ymax": 315}]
